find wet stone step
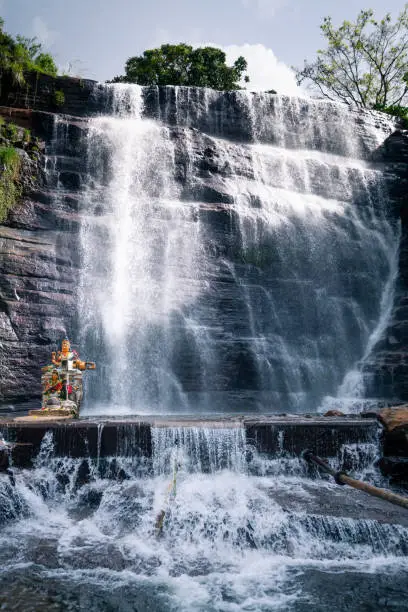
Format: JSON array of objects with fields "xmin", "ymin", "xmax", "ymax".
[{"xmin": 0, "ymin": 416, "xmax": 379, "ymax": 467}]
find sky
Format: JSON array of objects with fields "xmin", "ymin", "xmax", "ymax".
[{"xmin": 1, "ymin": 0, "xmax": 406, "ymax": 95}]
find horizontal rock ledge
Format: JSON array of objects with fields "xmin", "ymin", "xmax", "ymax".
[{"xmin": 0, "ymin": 415, "xmax": 379, "ymax": 467}]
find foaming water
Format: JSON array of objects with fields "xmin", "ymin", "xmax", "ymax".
[
  {"xmin": 152, "ymin": 425, "xmax": 247, "ymax": 474},
  {"xmin": 0, "ymin": 428, "xmax": 407, "ymax": 611}
]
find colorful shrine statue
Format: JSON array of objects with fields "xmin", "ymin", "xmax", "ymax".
[
  {"xmin": 51, "ymin": 338, "xmax": 96, "ymax": 372},
  {"xmin": 43, "ymin": 369, "xmax": 63, "ymax": 399},
  {"xmin": 39, "ymin": 338, "xmax": 96, "ymax": 418}
]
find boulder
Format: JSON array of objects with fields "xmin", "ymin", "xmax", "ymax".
[
  {"xmin": 378, "ymin": 406, "xmax": 408, "ymax": 431},
  {"xmin": 379, "ymin": 406, "xmax": 408, "ymax": 462}
]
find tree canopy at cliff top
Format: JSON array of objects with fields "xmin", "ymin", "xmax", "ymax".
[
  {"xmin": 0, "ymin": 17, "xmax": 58, "ymax": 87},
  {"xmin": 295, "ymin": 4, "xmax": 408, "ymax": 116},
  {"xmin": 110, "ymin": 44, "xmax": 249, "ymax": 90}
]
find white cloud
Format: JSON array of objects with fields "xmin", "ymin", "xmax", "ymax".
[
  {"xmin": 145, "ymin": 35, "xmax": 303, "ymax": 96},
  {"xmin": 224, "ymin": 43, "xmax": 301, "ymax": 95},
  {"xmin": 241, "ymin": 0, "xmax": 287, "ymax": 19},
  {"xmin": 32, "ymin": 16, "xmax": 58, "ymax": 48}
]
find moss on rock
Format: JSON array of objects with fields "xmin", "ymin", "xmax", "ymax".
[{"xmin": 0, "ymin": 146, "xmax": 22, "ymax": 222}]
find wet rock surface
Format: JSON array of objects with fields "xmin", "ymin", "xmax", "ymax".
[
  {"xmin": 0, "ymin": 86, "xmax": 406, "ymax": 415},
  {"xmin": 379, "ymin": 406, "xmax": 408, "ymax": 431},
  {"xmin": 269, "ymin": 480, "xmax": 408, "ymax": 527},
  {"xmin": 362, "ymin": 131, "xmax": 408, "ymax": 403},
  {"xmin": 0, "ymin": 113, "xmax": 83, "ymax": 403},
  {"xmin": 0, "ymin": 415, "xmax": 378, "ymax": 464}
]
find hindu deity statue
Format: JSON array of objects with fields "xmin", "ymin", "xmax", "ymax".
[
  {"xmin": 44, "ymin": 369, "xmax": 63, "ymax": 394},
  {"xmin": 51, "ymin": 338, "xmax": 96, "ymax": 372},
  {"xmin": 40, "ymin": 339, "xmax": 96, "ymax": 417}
]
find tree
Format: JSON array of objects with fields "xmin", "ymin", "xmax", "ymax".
[
  {"xmin": 0, "ymin": 18, "xmax": 58, "ymax": 89},
  {"xmin": 295, "ymin": 5, "xmax": 408, "ymax": 108},
  {"xmin": 34, "ymin": 53, "xmax": 58, "ymax": 77},
  {"xmin": 111, "ymin": 44, "xmax": 249, "ymax": 90},
  {"xmin": 0, "ymin": 18, "xmax": 20, "ymax": 86},
  {"xmin": 15, "ymin": 35, "xmax": 42, "ymax": 61},
  {"xmin": 15, "ymin": 35, "xmax": 58, "ymax": 77}
]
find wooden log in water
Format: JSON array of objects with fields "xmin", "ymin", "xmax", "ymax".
[{"xmin": 303, "ymin": 451, "xmax": 408, "ymax": 510}]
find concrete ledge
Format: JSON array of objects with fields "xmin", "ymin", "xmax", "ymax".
[
  {"xmin": 245, "ymin": 419, "xmax": 379, "ymax": 456},
  {"xmin": 0, "ymin": 415, "xmax": 380, "ymax": 467}
]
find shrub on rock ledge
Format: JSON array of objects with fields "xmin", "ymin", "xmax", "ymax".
[{"xmin": 0, "ymin": 146, "xmax": 21, "ymax": 222}]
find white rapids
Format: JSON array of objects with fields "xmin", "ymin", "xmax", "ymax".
[{"xmin": 0, "ymin": 427, "xmax": 407, "ymax": 611}]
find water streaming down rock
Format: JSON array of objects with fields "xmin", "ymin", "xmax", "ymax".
[
  {"xmin": 152, "ymin": 425, "xmax": 247, "ymax": 474},
  {"xmin": 79, "ymin": 85, "xmax": 205, "ymax": 412},
  {"xmin": 74, "ymin": 84, "xmax": 399, "ymax": 413},
  {"xmin": 1, "ymin": 426, "xmax": 408, "ymax": 610},
  {"xmin": 1, "ymin": 83, "xmax": 407, "ymax": 610}
]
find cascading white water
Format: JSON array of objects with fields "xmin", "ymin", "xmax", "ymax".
[
  {"xmin": 76, "ymin": 85, "xmax": 397, "ymax": 414},
  {"xmin": 1, "ymin": 86, "xmax": 406, "ymax": 612},
  {"xmin": 79, "ymin": 85, "xmax": 205, "ymax": 411},
  {"xmin": 152, "ymin": 425, "xmax": 247, "ymax": 474},
  {"xmin": 1, "ymin": 428, "xmax": 407, "ymax": 611}
]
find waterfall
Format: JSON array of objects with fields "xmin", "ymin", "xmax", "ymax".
[
  {"xmin": 79, "ymin": 85, "xmax": 205, "ymax": 411},
  {"xmin": 151, "ymin": 425, "xmax": 247, "ymax": 474},
  {"xmin": 75, "ymin": 84, "xmax": 397, "ymax": 414},
  {"xmin": 1, "ymin": 427, "xmax": 408, "ymax": 611}
]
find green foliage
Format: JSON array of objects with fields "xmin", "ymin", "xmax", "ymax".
[
  {"xmin": 295, "ymin": 5, "xmax": 408, "ymax": 108},
  {"xmin": 111, "ymin": 44, "xmax": 249, "ymax": 90},
  {"xmin": 374, "ymin": 103, "xmax": 408, "ymax": 127},
  {"xmin": 34, "ymin": 53, "xmax": 58, "ymax": 77},
  {"xmin": 3, "ymin": 121, "xmax": 19, "ymax": 142},
  {"xmin": 0, "ymin": 17, "xmax": 58, "ymax": 90},
  {"xmin": 0, "ymin": 145, "xmax": 19, "ymax": 166},
  {"xmin": 53, "ymin": 89, "xmax": 65, "ymax": 107},
  {"xmin": 0, "ymin": 119, "xmax": 37, "ymax": 153},
  {"xmin": 0, "ymin": 145, "xmax": 21, "ymax": 222},
  {"xmin": 22, "ymin": 127, "xmax": 31, "ymax": 143}
]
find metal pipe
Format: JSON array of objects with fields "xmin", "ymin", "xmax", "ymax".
[{"xmin": 303, "ymin": 450, "xmax": 408, "ymax": 510}]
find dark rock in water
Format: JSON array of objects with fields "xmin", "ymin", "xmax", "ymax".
[
  {"xmin": 383, "ymin": 425, "xmax": 408, "ymax": 458},
  {"xmin": 378, "ymin": 406, "xmax": 408, "ymax": 465},
  {"xmin": 324, "ymin": 410, "xmax": 345, "ymax": 417},
  {"xmin": 379, "ymin": 456, "xmax": 408, "ymax": 482},
  {"xmin": 0, "ymin": 440, "xmax": 10, "ymax": 471},
  {"xmin": 362, "ymin": 131, "xmax": 408, "ymax": 404}
]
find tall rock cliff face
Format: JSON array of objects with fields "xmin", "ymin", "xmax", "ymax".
[
  {"xmin": 0, "ymin": 79, "xmax": 407, "ymax": 413},
  {"xmin": 0, "ymin": 110, "xmax": 87, "ymax": 403},
  {"xmin": 361, "ymin": 130, "xmax": 408, "ymax": 403}
]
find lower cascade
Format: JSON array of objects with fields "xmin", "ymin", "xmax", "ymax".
[{"xmin": 0, "ymin": 425, "xmax": 407, "ymax": 611}]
